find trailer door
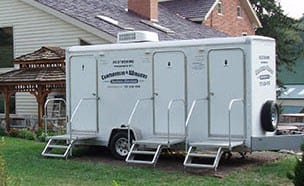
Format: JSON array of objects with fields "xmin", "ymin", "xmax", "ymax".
[
  {"xmin": 153, "ymin": 52, "xmax": 186, "ymax": 135},
  {"xmin": 208, "ymin": 49, "xmax": 245, "ymax": 138},
  {"xmin": 69, "ymin": 55, "xmax": 98, "ymax": 133}
]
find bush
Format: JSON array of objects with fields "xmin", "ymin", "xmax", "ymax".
[
  {"xmin": 293, "ymin": 144, "xmax": 304, "ymax": 186},
  {"xmin": 8, "ymin": 129, "xmax": 19, "ymax": 137},
  {"xmin": 0, "ymin": 127, "xmax": 6, "ymax": 136},
  {"xmin": 17, "ymin": 129, "xmax": 36, "ymax": 140},
  {"xmin": 24, "ymin": 131, "xmax": 36, "ymax": 141},
  {"xmin": 288, "ymin": 143, "xmax": 304, "ymax": 186},
  {"xmin": 37, "ymin": 132, "xmax": 48, "ymax": 142},
  {"xmin": 8, "ymin": 128, "xmax": 36, "ymax": 141},
  {"xmin": 17, "ymin": 128, "xmax": 27, "ymax": 139},
  {"xmin": 35, "ymin": 128, "xmax": 44, "ymax": 137}
]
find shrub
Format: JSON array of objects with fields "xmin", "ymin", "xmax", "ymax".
[
  {"xmin": 37, "ymin": 132, "xmax": 48, "ymax": 142},
  {"xmin": 35, "ymin": 128, "xmax": 44, "ymax": 137},
  {"xmin": 288, "ymin": 143, "xmax": 304, "ymax": 186},
  {"xmin": 17, "ymin": 128, "xmax": 28, "ymax": 139},
  {"xmin": 0, "ymin": 127, "xmax": 6, "ymax": 136},
  {"xmin": 17, "ymin": 129, "xmax": 36, "ymax": 141},
  {"xmin": 293, "ymin": 144, "xmax": 304, "ymax": 186},
  {"xmin": 24, "ymin": 131, "xmax": 36, "ymax": 141},
  {"xmin": 8, "ymin": 129, "xmax": 19, "ymax": 137}
]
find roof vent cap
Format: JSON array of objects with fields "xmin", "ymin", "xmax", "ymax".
[{"xmin": 117, "ymin": 31, "xmax": 159, "ymax": 43}]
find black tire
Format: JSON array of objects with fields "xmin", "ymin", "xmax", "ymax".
[
  {"xmin": 261, "ymin": 100, "xmax": 279, "ymax": 132},
  {"xmin": 109, "ymin": 131, "xmax": 132, "ymax": 160}
]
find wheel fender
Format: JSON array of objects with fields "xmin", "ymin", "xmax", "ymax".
[
  {"xmin": 108, "ymin": 127, "xmax": 139, "ymax": 146},
  {"xmin": 260, "ymin": 100, "xmax": 279, "ymax": 132}
]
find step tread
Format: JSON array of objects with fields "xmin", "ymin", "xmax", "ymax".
[
  {"xmin": 131, "ymin": 150, "xmax": 157, "ymax": 155},
  {"xmin": 188, "ymin": 153, "xmax": 217, "ymax": 158},
  {"xmin": 48, "ymin": 144, "xmax": 69, "ymax": 149},
  {"xmin": 42, "ymin": 153, "xmax": 66, "ymax": 158},
  {"xmin": 184, "ymin": 162, "xmax": 214, "ymax": 168},
  {"xmin": 126, "ymin": 159, "xmax": 154, "ymax": 165}
]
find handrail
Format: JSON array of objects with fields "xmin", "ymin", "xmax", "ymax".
[
  {"xmin": 228, "ymin": 98, "xmax": 244, "ymax": 151},
  {"xmin": 44, "ymin": 98, "xmax": 66, "ymax": 117},
  {"xmin": 127, "ymin": 97, "xmax": 153, "ymax": 150},
  {"xmin": 67, "ymin": 97, "xmax": 98, "ymax": 141},
  {"xmin": 184, "ymin": 98, "xmax": 208, "ymax": 151},
  {"xmin": 167, "ymin": 99, "xmax": 185, "ymax": 146},
  {"xmin": 43, "ymin": 98, "xmax": 66, "ymax": 137}
]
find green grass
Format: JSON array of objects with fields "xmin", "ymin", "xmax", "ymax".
[{"xmin": 0, "ymin": 137, "xmax": 296, "ymax": 186}]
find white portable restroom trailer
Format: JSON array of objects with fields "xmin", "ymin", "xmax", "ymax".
[{"xmin": 42, "ymin": 32, "xmax": 304, "ymax": 170}]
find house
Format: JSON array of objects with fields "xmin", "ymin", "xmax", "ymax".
[
  {"xmin": 278, "ymin": 84, "xmax": 304, "ymax": 111},
  {"xmin": 160, "ymin": 0, "xmax": 262, "ymax": 36},
  {"xmin": 0, "ymin": 0, "xmax": 260, "ymax": 121},
  {"xmin": 277, "ymin": 59, "xmax": 304, "ymax": 114}
]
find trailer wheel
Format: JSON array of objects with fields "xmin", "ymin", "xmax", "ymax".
[
  {"xmin": 109, "ymin": 131, "xmax": 132, "ymax": 160},
  {"xmin": 261, "ymin": 100, "xmax": 279, "ymax": 132}
]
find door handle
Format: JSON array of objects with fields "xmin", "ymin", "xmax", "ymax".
[
  {"xmin": 153, "ymin": 92, "xmax": 159, "ymax": 96},
  {"xmin": 209, "ymin": 92, "xmax": 214, "ymax": 96}
]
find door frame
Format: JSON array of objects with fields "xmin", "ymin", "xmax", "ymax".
[
  {"xmin": 68, "ymin": 54, "xmax": 99, "ymax": 133},
  {"xmin": 207, "ymin": 48, "xmax": 247, "ymax": 138},
  {"xmin": 152, "ymin": 51, "xmax": 187, "ymax": 135}
]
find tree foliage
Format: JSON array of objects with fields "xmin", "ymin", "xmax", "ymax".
[{"xmin": 250, "ymin": 0, "xmax": 304, "ymax": 85}]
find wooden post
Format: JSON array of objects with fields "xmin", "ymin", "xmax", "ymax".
[
  {"xmin": 2, "ymin": 88, "xmax": 13, "ymax": 132},
  {"xmin": 32, "ymin": 86, "xmax": 49, "ymax": 129}
]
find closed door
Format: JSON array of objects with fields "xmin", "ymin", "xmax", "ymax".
[
  {"xmin": 69, "ymin": 55, "xmax": 98, "ymax": 132},
  {"xmin": 208, "ymin": 49, "xmax": 245, "ymax": 137},
  {"xmin": 153, "ymin": 52, "xmax": 186, "ymax": 135}
]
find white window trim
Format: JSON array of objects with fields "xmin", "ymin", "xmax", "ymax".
[
  {"xmin": 217, "ymin": 1, "xmax": 223, "ymax": 15},
  {"xmin": 237, "ymin": 6, "xmax": 242, "ymax": 18}
]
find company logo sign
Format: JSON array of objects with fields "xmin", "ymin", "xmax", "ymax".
[{"xmin": 255, "ymin": 55, "xmax": 274, "ymax": 87}]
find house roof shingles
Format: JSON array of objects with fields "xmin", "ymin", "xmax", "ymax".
[
  {"xmin": 34, "ymin": 0, "xmax": 227, "ymax": 40},
  {"xmin": 160, "ymin": 0, "xmax": 215, "ymax": 19}
]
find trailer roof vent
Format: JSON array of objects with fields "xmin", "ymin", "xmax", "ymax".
[{"xmin": 117, "ymin": 31, "xmax": 159, "ymax": 43}]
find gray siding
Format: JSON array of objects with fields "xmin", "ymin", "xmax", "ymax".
[{"xmin": 0, "ymin": 0, "xmax": 111, "ymax": 115}]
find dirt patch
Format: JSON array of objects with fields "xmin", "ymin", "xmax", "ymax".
[{"xmin": 73, "ymin": 147, "xmax": 288, "ymax": 177}]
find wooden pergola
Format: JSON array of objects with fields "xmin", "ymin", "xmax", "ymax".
[{"xmin": 0, "ymin": 47, "xmax": 66, "ymax": 131}]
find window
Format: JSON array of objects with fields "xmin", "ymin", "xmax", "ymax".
[
  {"xmin": 80, "ymin": 39, "xmax": 91, "ymax": 46},
  {"xmin": 193, "ymin": 21, "xmax": 203, "ymax": 24},
  {"xmin": 0, "ymin": 27, "xmax": 14, "ymax": 68},
  {"xmin": 237, "ymin": 6, "xmax": 242, "ymax": 17},
  {"xmin": 0, "ymin": 93, "xmax": 16, "ymax": 114},
  {"xmin": 217, "ymin": 1, "xmax": 223, "ymax": 15}
]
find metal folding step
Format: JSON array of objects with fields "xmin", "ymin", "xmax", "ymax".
[
  {"xmin": 126, "ymin": 144, "xmax": 163, "ymax": 167},
  {"xmin": 184, "ymin": 146, "xmax": 223, "ymax": 171},
  {"xmin": 41, "ymin": 133, "xmax": 97, "ymax": 159},
  {"xmin": 183, "ymin": 139, "xmax": 244, "ymax": 171},
  {"xmin": 126, "ymin": 136, "xmax": 185, "ymax": 166},
  {"xmin": 41, "ymin": 138, "xmax": 75, "ymax": 159}
]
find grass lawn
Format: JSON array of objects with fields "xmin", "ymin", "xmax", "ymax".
[{"xmin": 0, "ymin": 137, "xmax": 296, "ymax": 186}]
